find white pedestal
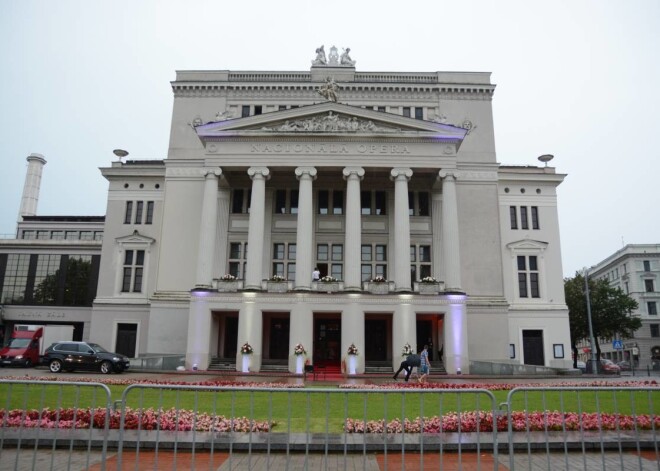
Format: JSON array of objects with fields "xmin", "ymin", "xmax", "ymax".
[
  {"xmin": 242, "ymin": 355, "xmax": 250, "ymax": 373},
  {"xmin": 348, "ymin": 355, "xmax": 357, "ymax": 375},
  {"xmin": 296, "ymin": 355, "xmax": 304, "ymax": 374}
]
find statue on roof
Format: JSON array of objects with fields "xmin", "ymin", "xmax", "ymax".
[
  {"xmin": 340, "ymin": 48, "xmax": 356, "ymax": 67},
  {"xmin": 328, "ymin": 46, "xmax": 339, "ymax": 66},
  {"xmin": 317, "ymin": 76, "xmax": 339, "ymax": 102},
  {"xmin": 312, "ymin": 45, "xmax": 327, "ymax": 66}
]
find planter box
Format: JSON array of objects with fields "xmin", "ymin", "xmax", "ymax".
[
  {"xmin": 365, "ymin": 282, "xmax": 389, "ymax": 295},
  {"xmin": 215, "ymin": 280, "xmax": 239, "ymax": 293},
  {"xmin": 266, "ymin": 281, "xmax": 289, "ymax": 293},
  {"xmin": 418, "ymin": 282, "xmax": 440, "ymax": 295},
  {"xmin": 315, "ymin": 282, "xmax": 340, "ymax": 293}
]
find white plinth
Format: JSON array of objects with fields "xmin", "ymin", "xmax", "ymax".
[
  {"xmin": 348, "ymin": 355, "xmax": 357, "ymax": 375},
  {"xmin": 242, "ymin": 355, "xmax": 250, "ymax": 373},
  {"xmin": 296, "ymin": 355, "xmax": 304, "ymax": 374}
]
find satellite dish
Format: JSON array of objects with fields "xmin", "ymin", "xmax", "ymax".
[
  {"xmin": 537, "ymin": 154, "xmax": 554, "ymax": 167},
  {"xmin": 113, "ymin": 149, "xmax": 129, "ymax": 160}
]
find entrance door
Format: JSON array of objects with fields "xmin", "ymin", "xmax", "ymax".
[
  {"xmin": 416, "ymin": 320, "xmax": 434, "ymax": 361},
  {"xmin": 365, "ymin": 319, "xmax": 387, "ymax": 361},
  {"xmin": 314, "ymin": 317, "xmax": 341, "ymax": 366},
  {"xmin": 268, "ymin": 317, "xmax": 290, "ymax": 359},
  {"xmin": 522, "ymin": 330, "xmax": 545, "ymax": 366},
  {"xmin": 223, "ymin": 316, "xmax": 239, "ymax": 358},
  {"xmin": 115, "ymin": 323, "xmax": 137, "ymax": 358}
]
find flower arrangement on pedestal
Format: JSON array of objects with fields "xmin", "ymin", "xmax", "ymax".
[
  {"xmin": 320, "ymin": 275, "xmax": 338, "ymax": 282},
  {"xmin": 293, "ymin": 343, "xmax": 307, "ymax": 356},
  {"xmin": 370, "ymin": 276, "xmax": 387, "ymax": 283},
  {"xmin": 347, "ymin": 343, "xmax": 359, "ymax": 356},
  {"xmin": 220, "ymin": 274, "xmax": 237, "ymax": 281},
  {"xmin": 401, "ymin": 343, "xmax": 414, "ymax": 357},
  {"xmin": 420, "ymin": 276, "xmax": 438, "ymax": 284},
  {"xmin": 240, "ymin": 342, "xmax": 253, "ymax": 355}
]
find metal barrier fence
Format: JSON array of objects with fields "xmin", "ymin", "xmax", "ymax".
[{"xmin": 0, "ymin": 380, "xmax": 658, "ymax": 470}]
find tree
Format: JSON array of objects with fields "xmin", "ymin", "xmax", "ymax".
[
  {"xmin": 33, "ymin": 258, "xmax": 93, "ymax": 306},
  {"xmin": 565, "ymin": 272, "xmax": 640, "ymax": 372}
]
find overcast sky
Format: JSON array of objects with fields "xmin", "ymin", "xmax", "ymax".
[{"xmin": 1, "ymin": 0, "xmax": 658, "ymax": 277}]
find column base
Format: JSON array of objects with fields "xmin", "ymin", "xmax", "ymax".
[{"xmin": 191, "ymin": 285, "xmax": 214, "ymax": 293}]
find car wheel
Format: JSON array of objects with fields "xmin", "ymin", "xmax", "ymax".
[
  {"xmin": 49, "ymin": 359, "xmax": 63, "ymax": 373},
  {"xmin": 100, "ymin": 361, "xmax": 113, "ymax": 374}
]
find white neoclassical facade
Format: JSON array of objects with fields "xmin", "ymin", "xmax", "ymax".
[{"xmin": 68, "ymin": 49, "xmax": 571, "ymax": 374}]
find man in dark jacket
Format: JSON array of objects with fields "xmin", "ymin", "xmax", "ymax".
[{"xmin": 393, "ymin": 353, "xmax": 421, "ymax": 381}]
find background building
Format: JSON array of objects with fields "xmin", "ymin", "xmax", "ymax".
[
  {"xmin": 2, "ymin": 49, "xmax": 572, "ymax": 374},
  {"xmin": 587, "ymin": 244, "xmax": 660, "ymax": 369}
]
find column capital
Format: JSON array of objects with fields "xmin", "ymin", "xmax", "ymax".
[
  {"xmin": 203, "ymin": 168, "xmax": 223, "ymax": 178},
  {"xmin": 390, "ymin": 167, "xmax": 413, "ymax": 181},
  {"xmin": 438, "ymin": 170, "xmax": 459, "ymax": 181},
  {"xmin": 295, "ymin": 167, "xmax": 317, "ymax": 180},
  {"xmin": 248, "ymin": 167, "xmax": 270, "ymax": 180},
  {"xmin": 342, "ymin": 166, "xmax": 365, "ymax": 180}
]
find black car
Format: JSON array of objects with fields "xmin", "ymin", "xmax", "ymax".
[{"xmin": 43, "ymin": 341, "xmax": 130, "ymax": 374}]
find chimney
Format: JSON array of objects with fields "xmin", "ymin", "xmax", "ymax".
[{"xmin": 18, "ymin": 153, "xmax": 47, "ymax": 222}]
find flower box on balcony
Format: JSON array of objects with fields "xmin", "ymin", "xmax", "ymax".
[
  {"xmin": 214, "ymin": 280, "xmax": 240, "ymax": 292},
  {"xmin": 266, "ymin": 281, "xmax": 289, "ymax": 293},
  {"xmin": 418, "ymin": 282, "xmax": 440, "ymax": 295},
  {"xmin": 364, "ymin": 281, "xmax": 390, "ymax": 295},
  {"xmin": 313, "ymin": 281, "xmax": 341, "ymax": 293}
]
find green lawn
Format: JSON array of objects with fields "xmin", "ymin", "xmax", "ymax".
[{"xmin": 1, "ymin": 382, "xmax": 657, "ymax": 433}]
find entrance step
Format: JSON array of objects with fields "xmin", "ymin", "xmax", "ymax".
[
  {"xmin": 208, "ymin": 358, "xmax": 235, "ymax": 371},
  {"xmin": 260, "ymin": 359, "xmax": 289, "ymax": 372},
  {"xmin": 364, "ymin": 360, "xmax": 448, "ymax": 375}
]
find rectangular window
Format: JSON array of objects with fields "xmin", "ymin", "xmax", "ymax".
[
  {"xmin": 331, "ymin": 264, "xmax": 343, "ymax": 280},
  {"xmin": 332, "ymin": 245, "xmax": 343, "ymax": 261},
  {"xmin": 415, "ymin": 107, "xmax": 423, "ymax": 120},
  {"xmin": 410, "ymin": 246, "xmax": 416, "ymax": 262},
  {"xmin": 361, "ymin": 191, "xmax": 371, "ymax": 215},
  {"xmin": 21, "ymin": 231, "xmax": 36, "ymax": 240},
  {"xmin": 531, "ymin": 206, "xmax": 540, "ymax": 229},
  {"xmin": 278, "ymin": 105, "xmax": 287, "ymax": 111},
  {"xmin": 645, "ymin": 279, "xmax": 655, "ymax": 292},
  {"xmin": 377, "ymin": 106, "xmax": 385, "ymax": 112},
  {"xmin": 419, "ymin": 245, "xmax": 431, "ymax": 262},
  {"xmin": 287, "ymin": 244, "xmax": 296, "ymax": 260},
  {"xmin": 520, "ymin": 206, "xmax": 529, "ymax": 230},
  {"xmin": 272, "ymin": 262, "xmax": 284, "ymax": 277},
  {"xmin": 375, "ymin": 191, "xmax": 387, "ymax": 215},
  {"xmin": 361, "ymin": 245, "xmax": 372, "ymax": 261},
  {"xmin": 229, "ymin": 242, "xmax": 242, "ymax": 259},
  {"xmin": 648, "ymin": 302, "xmax": 657, "ymax": 315},
  {"xmin": 254, "ymin": 105, "xmax": 262, "ymax": 115},
  {"xmin": 644, "ymin": 260, "xmax": 651, "ymax": 272},
  {"xmin": 361, "ymin": 264, "xmax": 373, "ymax": 281},
  {"xmin": 510, "ymin": 206, "xmax": 518, "ymax": 230},
  {"xmin": 402, "ymin": 107, "xmax": 411, "ymax": 118},
  {"xmin": 273, "ymin": 243, "xmax": 285, "ymax": 260},
  {"xmin": 275, "ymin": 190, "xmax": 287, "ymax": 214},
  {"xmin": 375, "ymin": 245, "xmax": 387, "ymax": 261},
  {"xmin": 287, "ymin": 263, "xmax": 296, "ymax": 280},
  {"xmin": 651, "ymin": 324, "xmax": 660, "ymax": 338},
  {"xmin": 79, "ymin": 231, "xmax": 93, "ymax": 241},
  {"xmin": 408, "ymin": 191, "xmax": 414, "ymax": 216},
  {"xmin": 418, "ymin": 192, "xmax": 430, "ymax": 216},
  {"xmin": 318, "ymin": 190, "xmax": 329, "ymax": 214},
  {"xmin": 518, "ymin": 273, "xmax": 528, "ymax": 298},
  {"xmin": 290, "ymin": 190, "xmax": 299, "ymax": 214},
  {"xmin": 332, "ymin": 190, "xmax": 343, "ymax": 215},
  {"xmin": 317, "ymin": 244, "xmax": 329, "ymax": 261},
  {"xmin": 121, "ymin": 250, "xmax": 145, "ymax": 293},
  {"xmin": 517, "ymin": 255, "xmax": 540, "ymax": 298},
  {"xmin": 232, "ymin": 189, "xmax": 245, "ymax": 214},
  {"xmin": 1, "ymin": 254, "xmax": 30, "ymax": 304},
  {"xmin": 228, "ymin": 242, "xmax": 246, "ymax": 278},
  {"xmin": 135, "ymin": 201, "xmax": 144, "ymax": 224},
  {"xmin": 124, "ymin": 201, "xmax": 133, "ymax": 224},
  {"xmin": 36, "ymin": 231, "xmax": 49, "ymax": 240},
  {"xmin": 272, "ymin": 242, "xmax": 295, "ymax": 280},
  {"xmin": 241, "ymin": 105, "xmax": 250, "ymax": 117},
  {"xmin": 65, "ymin": 231, "xmax": 78, "ymax": 240},
  {"xmin": 51, "ymin": 231, "xmax": 64, "ymax": 240},
  {"xmin": 145, "ymin": 201, "xmax": 154, "ymax": 224}
]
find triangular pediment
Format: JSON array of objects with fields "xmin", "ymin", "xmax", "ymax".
[
  {"xmin": 116, "ymin": 231, "xmax": 156, "ymax": 245},
  {"xmin": 195, "ymin": 102, "xmax": 468, "ymax": 143},
  {"xmin": 506, "ymin": 238, "xmax": 548, "ymax": 251}
]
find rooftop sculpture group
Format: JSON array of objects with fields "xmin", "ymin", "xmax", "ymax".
[{"xmin": 312, "ymin": 45, "xmax": 355, "ymax": 67}]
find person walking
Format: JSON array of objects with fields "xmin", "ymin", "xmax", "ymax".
[
  {"xmin": 418, "ymin": 345, "xmax": 430, "ymax": 384},
  {"xmin": 393, "ymin": 353, "xmax": 420, "ymax": 382}
]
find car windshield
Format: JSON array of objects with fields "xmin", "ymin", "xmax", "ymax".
[
  {"xmin": 8, "ymin": 338, "xmax": 30, "ymax": 348},
  {"xmin": 87, "ymin": 343, "xmax": 109, "ymax": 353}
]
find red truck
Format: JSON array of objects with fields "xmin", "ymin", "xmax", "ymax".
[{"xmin": 0, "ymin": 324, "xmax": 74, "ymax": 367}]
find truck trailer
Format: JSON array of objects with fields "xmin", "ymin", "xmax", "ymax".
[{"xmin": 0, "ymin": 324, "xmax": 75, "ymax": 367}]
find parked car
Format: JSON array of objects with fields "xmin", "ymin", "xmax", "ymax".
[
  {"xmin": 43, "ymin": 341, "xmax": 130, "ymax": 374},
  {"xmin": 616, "ymin": 360, "xmax": 632, "ymax": 371},
  {"xmin": 600, "ymin": 359, "xmax": 621, "ymax": 374}
]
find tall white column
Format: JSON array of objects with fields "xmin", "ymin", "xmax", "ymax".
[
  {"xmin": 342, "ymin": 167, "xmax": 364, "ymax": 291},
  {"xmin": 18, "ymin": 153, "xmax": 47, "ymax": 222},
  {"xmin": 392, "ymin": 302, "xmax": 416, "ymax": 371},
  {"xmin": 391, "ymin": 168, "xmax": 413, "ymax": 291},
  {"xmin": 214, "ymin": 187, "xmax": 231, "ymax": 278},
  {"xmin": 431, "ymin": 191, "xmax": 444, "ymax": 282},
  {"xmin": 294, "ymin": 167, "xmax": 317, "ymax": 290},
  {"xmin": 185, "ymin": 294, "xmax": 213, "ymax": 370},
  {"xmin": 195, "ymin": 169, "xmax": 222, "ymax": 289},
  {"xmin": 342, "ymin": 302, "xmax": 364, "ymax": 374},
  {"xmin": 443, "ymin": 296, "xmax": 469, "ymax": 374},
  {"xmin": 245, "ymin": 167, "xmax": 270, "ymax": 290},
  {"xmin": 439, "ymin": 171, "xmax": 463, "ymax": 292}
]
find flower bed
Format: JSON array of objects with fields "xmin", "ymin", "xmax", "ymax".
[
  {"xmin": 0, "ymin": 376, "xmax": 305, "ymax": 388},
  {"xmin": 339, "ymin": 380, "xmax": 658, "ymax": 391}
]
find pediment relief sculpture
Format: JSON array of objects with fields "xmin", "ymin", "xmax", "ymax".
[{"xmin": 260, "ymin": 112, "xmax": 399, "ymax": 133}]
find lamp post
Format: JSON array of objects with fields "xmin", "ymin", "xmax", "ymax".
[{"xmin": 584, "ymin": 267, "xmax": 598, "ymax": 374}]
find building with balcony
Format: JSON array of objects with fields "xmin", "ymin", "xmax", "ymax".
[{"xmin": 2, "ymin": 48, "xmax": 572, "ymax": 374}]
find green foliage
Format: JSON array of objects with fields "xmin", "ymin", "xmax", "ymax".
[
  {"xmin": 564, "ymin": 272, "xmax": 641, "ymax": 365},
  {"xmin": 33, "ymin": 258, "xmax": 93, "ymax": 306}
]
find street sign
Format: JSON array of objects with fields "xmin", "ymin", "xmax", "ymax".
[{"xmin": 613, "ymin": 340, "xmax": 623, "ymax": 350}]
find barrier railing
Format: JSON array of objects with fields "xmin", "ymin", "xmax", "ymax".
[{"xmin": 0, "ymin": 380, "xmax": 658, "ymax": 470}]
